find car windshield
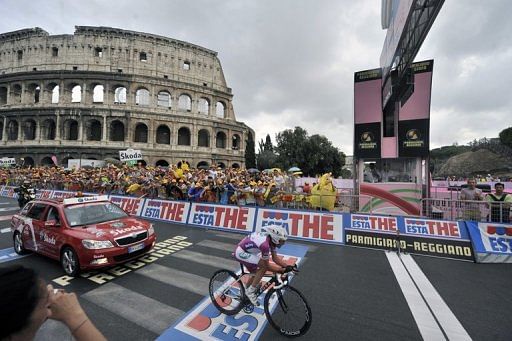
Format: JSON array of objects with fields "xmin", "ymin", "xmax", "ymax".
[{"xmin": 64, "ymin": 202, "xmax": 128, "ymax": 227}]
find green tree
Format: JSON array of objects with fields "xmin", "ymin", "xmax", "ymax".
[
  {"xmin": 304, "ymin": 134, "xmax": 345, "ymax": 177},
  {"xmin": 499, "ymin": 127, "xmax": 512, "ymax": 148},
  {"xmin": 257, "ymin": 134, "xmax": 277, "ymax": 170},
  {"xmin": 275, "ymin": 127, "xmax": 308, "ymax": 171},
  {"xmin": 274, "ymin": 127, "xmax": 345, "ymax": 177},
  {"xmin": 245, "ymin": 134, "xmax": 256, "ymax": 168},
  {"xmin": 258, "ymin": 134, "xmax": 274, "ymax": 153},
  {"xmin": 257, "ymin": 150, "xmax": 278, "ymax": 170},
  {"xmin": 264, "ymin": 134, "xmax": 273, "ymax": 152}
]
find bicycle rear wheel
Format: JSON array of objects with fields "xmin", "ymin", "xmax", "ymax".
[
  {"xmin": 264, "ymin": 285, "xmax": 312, "ymax": 337},
  {"xmin": 209, "ymin": 269, "xmax": 245, "ymax": 316}
]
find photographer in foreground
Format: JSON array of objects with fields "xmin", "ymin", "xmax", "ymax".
[{"xmin": 0, "ymin": 265, "xmax": 106, "ymax": 341}]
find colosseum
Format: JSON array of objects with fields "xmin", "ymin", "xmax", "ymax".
[{"xmin": 0, "ymin": 26, "xmax": 254, "ymax": 168}]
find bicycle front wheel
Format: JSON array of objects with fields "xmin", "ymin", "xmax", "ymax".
[
  {"xmin": 264, "ymin": 285, "xmax": 312, "ymax": 337},
  {"xmin": 209, "ymin": 269, "xmax": 245, "ymax": 316}
]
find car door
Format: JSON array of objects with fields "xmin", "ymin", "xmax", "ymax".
[
  {"xmin": 25, "ymin": 203, "xmax": 49, "ymax": 254},
  {"xmin": 14, "ymin": 202, "xmax": 35, "ymax": 251},
  {"xmin": 41, "ymin": 206, "xmax": 63, "ymax": 259}
]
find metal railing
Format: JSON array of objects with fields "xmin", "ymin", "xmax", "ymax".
[
  {"xmin": 236, "ymin": 190, "xmax": 372, "ymax": 213},
  {"xmin": 421, "ymin": 198, "xmax": 511, "ymax": 223}
]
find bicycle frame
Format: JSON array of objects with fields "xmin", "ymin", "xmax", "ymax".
[{"xmin": 238, "ymin": 263, "xmax": 290, "ymax": 296}]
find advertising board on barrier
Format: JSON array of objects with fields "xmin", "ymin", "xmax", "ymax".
[
  {"xmin": 344, "ymin": 214, "xmax": 474, "ymax": 261},
  {"xmin": 0, "ymin": 186, "xmax": 17, "ymax": 199},
  {"xmin": 157, "ymin": 244, "xmax": 308, "ymax": 341},
  {"xmin": 187, "ymin": 203, "xmax": 255, "ymax": 232},
  {"xmin": 466, "ymin": 222, "xmax": 512, "ymax": 263},
  {"xmin": 36, "ymin": 190, "xmax": 53, "ymax": 199},
  {"xmin": 254, "ymin": 208, "xmax": 343, "ymax": 243},
  {"xmin": 140, "ymin": 198, "xmax": 189, "ymax": 224},
  {"xmin": 108, "ymin": 195, "xmax": 145, "ymax": 216}
]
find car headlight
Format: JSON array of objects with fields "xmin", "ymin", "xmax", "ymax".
[
  {"xmin": 82, "ymin": 239, "xmax": 114, "ymax": 250},
  {"xmin": 148, "ymin": 224, "xmax": 155, "ymax": 236}
]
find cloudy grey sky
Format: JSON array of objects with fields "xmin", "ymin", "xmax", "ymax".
[{"xmin": 1, "ymin": 0, "xmax": 510, "ymax": 155}]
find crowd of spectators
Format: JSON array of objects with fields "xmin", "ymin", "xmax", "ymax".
[{"xmin": 0, "ymin": 163, "xmax": 313, "ymax": 207}]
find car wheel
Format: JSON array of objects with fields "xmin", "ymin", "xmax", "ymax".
[
  {"xmin": 61, "ymin": 247, "xmax": 80, "ymax": 277},
  {"xmin": 13, "ymin": 232, "xmax": 28, "ymax": 255}
]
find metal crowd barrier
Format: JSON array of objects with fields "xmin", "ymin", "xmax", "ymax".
[
  {"xmin": 421, "ymin": 198, "xmax": 511, "ymax": 223},
  {"xmin": 241, "ymin": 190, "xmax": 373, "ymax": 214}
]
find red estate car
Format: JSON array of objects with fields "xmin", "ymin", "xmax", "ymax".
[{"xmin": 11, "ymin": 195, "xmax": 156, "ymax": 276}]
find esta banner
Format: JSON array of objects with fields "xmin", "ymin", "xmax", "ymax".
[
  {"xmin": 0, "ymin": 186, "xmax": 17, "ymax": 198},
  {"xmin": 254, "ymin": 208, "xmax": 343, "ymax": 244},
  {"xmin": 344, "ymin": 214, "xmax": 474, "ymax": 261},
  {"xmin": 108, "ymin": 195, "xmax": 146, "ymax": 216},
  {"xmin": 187, "ymin": 203, "xmax": 255, "ymax": 232},
  {"xmin": 466, "ymin": 221, "xmax": 512, "ymax": 263},
  {"xmin": 36, "ymin": 190, "xmax": 53, "ymax": 199},
  {"xmin": 140, "ymin": 198, "xmax": 189, "ymax": 224}
]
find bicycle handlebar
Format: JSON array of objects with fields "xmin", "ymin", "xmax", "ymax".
[{"xmin": 273, "ymin": 265, "xmax": 299, "ymax": 289}]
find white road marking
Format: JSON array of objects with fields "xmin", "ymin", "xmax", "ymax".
[
  {"xmin": 400, "ymin": 254, "xmax": 471, "ymax": 340},
  {"xmin": 82, "ymin": 282, "xmax": 184, "ymax": 335},
  {"xmin": 1, "ymin": 228, "xmax": 11, "ymax": 233},
  {"xmin": 137, "ymin": 263, "xmax": 209, "ymax": 296},
  {"xmin": 386, "ymin": 252, "xmax": 446, "ymax": 340},
  {"xmin": 0, "ymin": 215, "xmax": 14, "ymax": 221},
  {"xmin": 171, "ymin": 249, "xmax": 239, "ymax": 270},
  {"xmin": 0, "ymin": 207, "xmax": 19, "ymax": 212},
  {"xmin": 197, "ymin": 239, "xmax": 236, "ymax": 252},
  {"xmin": 213, "ymin": 232, "xmax": 247, "ymax": 240},
  {"xmin": 387, "ymin": 252, "xmax": 472, "ymax": 341}
]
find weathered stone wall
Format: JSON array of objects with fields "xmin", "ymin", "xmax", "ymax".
[{"xmin": 0, "ymin": 27, "xmax": 253, "ymax": 168}]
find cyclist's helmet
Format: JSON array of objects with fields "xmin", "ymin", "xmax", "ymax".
[{"xmin": 264, "ymin": 225, "xmax": 288, "ymax": 245}]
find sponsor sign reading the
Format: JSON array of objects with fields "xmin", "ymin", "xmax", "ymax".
[
  {"xmin": 108, "ymin": 195, "xmax": 145, "ymax": 216},
  {"xmin": 403, "ymin": 218, "xmax": 469, "ymax": 240},
  {"xmin": 141, "ymin": 199, "xmax": 189, "ymax": 224},
  {"xmin": 119, "ymin": 149, "xmax": 142, "ymax": 162},
  {"xmin": 350, "ymin": 214, "xmax": 398, "ymax": 233},
  {"xmin": 188, "ymin": 203, "xmax": 255, "ymax": 232},
  {"xmin": 255, "ymin": 208, "xmax": 343, "ymax": 243}
]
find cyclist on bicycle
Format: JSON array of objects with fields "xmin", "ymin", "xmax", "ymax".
[{"xmin": 234, "ymin": 225, "xmax": 296, "ymax": 305}]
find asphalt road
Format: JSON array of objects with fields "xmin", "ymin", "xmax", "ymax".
[{"xmin": 0, "ymin": 196, "xmax": 510, "ymax": 340}]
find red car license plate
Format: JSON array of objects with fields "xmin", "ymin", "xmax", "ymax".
[{"xmin": 127, "ymin": 242, "xmax": 144, "ymax": 253}]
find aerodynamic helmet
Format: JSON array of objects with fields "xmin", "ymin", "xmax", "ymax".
[{"xmin": 263, "ymin": 225, "xmax": 288, "ymax": 244}]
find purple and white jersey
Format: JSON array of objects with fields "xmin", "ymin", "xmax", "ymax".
[{"xmin": 237, "ymin": 232, "xmax": 274, "ymax": 260}]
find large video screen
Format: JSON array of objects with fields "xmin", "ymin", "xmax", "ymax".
[{"xmin": 354, "ymin": 68, "xmax": 382, "ymax": 158}]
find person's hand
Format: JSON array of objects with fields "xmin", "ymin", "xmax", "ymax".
[
  {"xmin": 47, "ymin": 285, "xmax": 87, "ymax": 328},
  {"xmin": 284, "ymin": 264, "xmax": 298, "ymax": 273}
]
